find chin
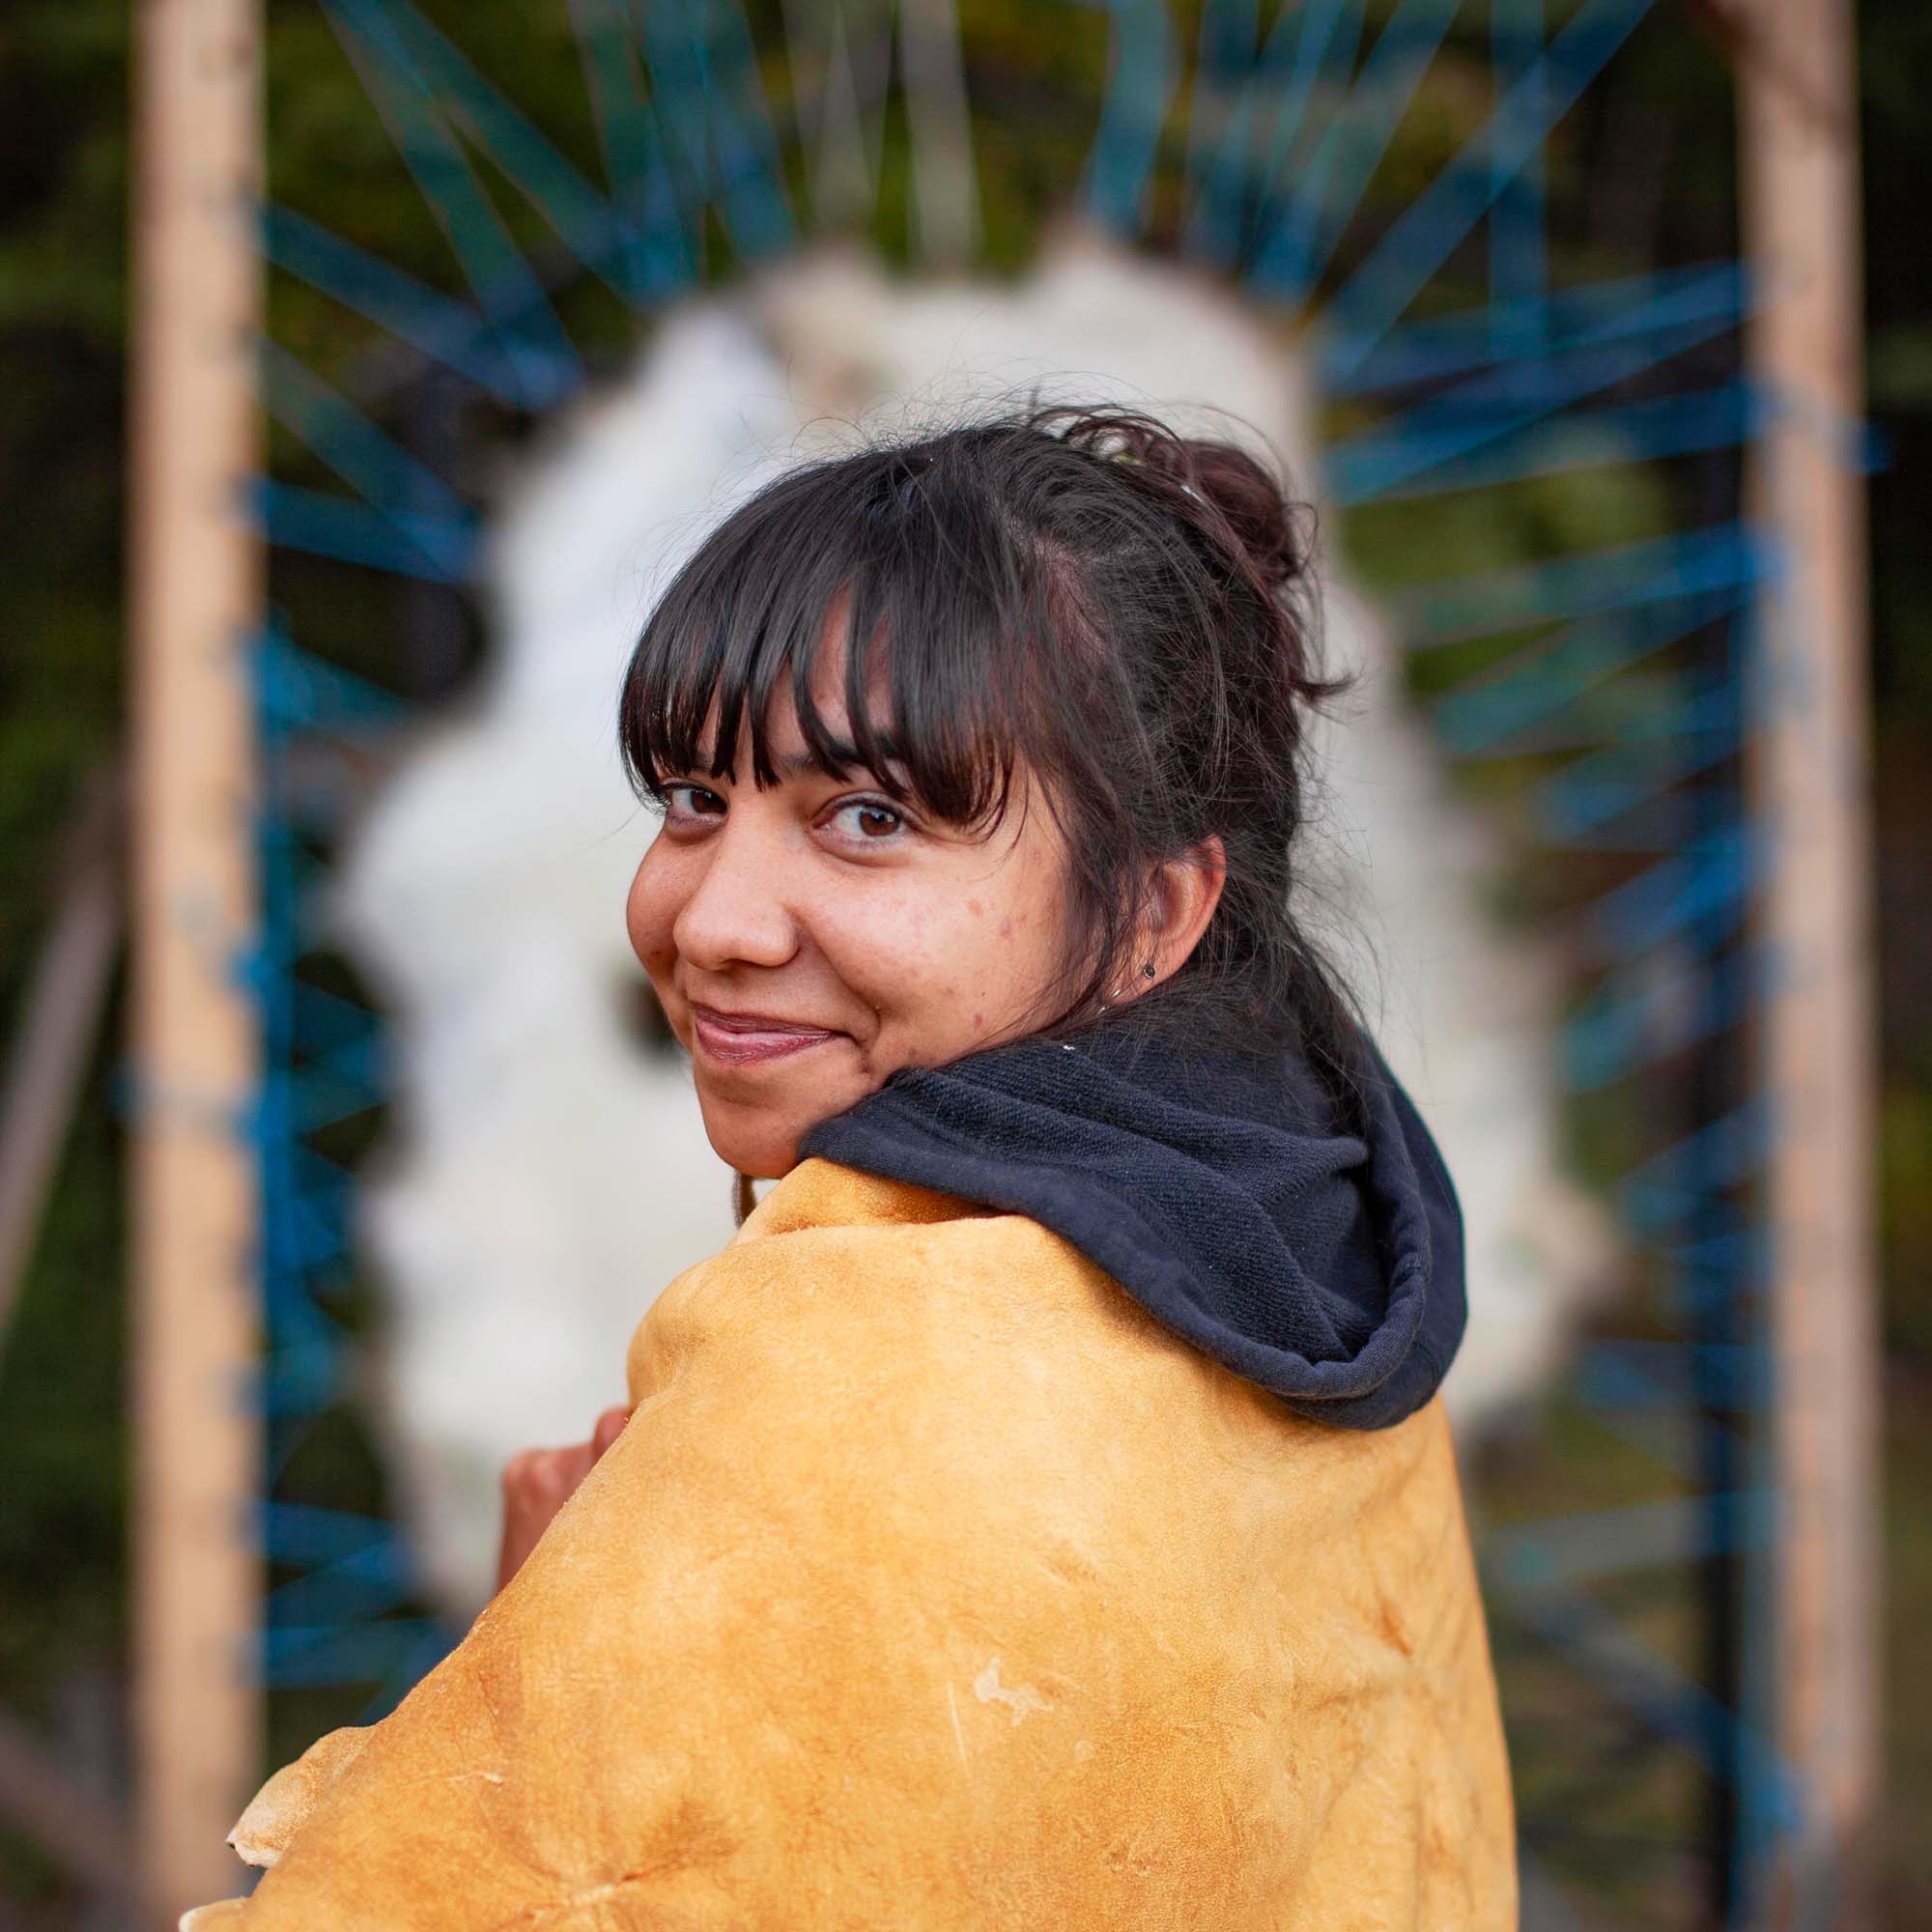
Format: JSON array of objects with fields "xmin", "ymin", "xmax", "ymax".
[
  {"xmin": 696, "ymin": 1094, "xmax": 804, "ymax": 1181},
  {"xmin": 694, "ymin": 1053, "xmax": 878, "ymax": 1179}
]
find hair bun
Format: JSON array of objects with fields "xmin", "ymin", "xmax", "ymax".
[
  {"xmin": 1164, "ymin": 436, "xmax": 1309, "ymax": 593},
  {"xmin": 1047, "ymin": 408, "xmax": 1309, "ymax": 595}
]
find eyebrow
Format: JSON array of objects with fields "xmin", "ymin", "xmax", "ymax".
[
  {"xmin": 774, "ymin": 739, "xmax": 907, "ymax": 780},
  {"xmin": 682, "ymin": 731, "xmax": 911, "ymax": 784}
]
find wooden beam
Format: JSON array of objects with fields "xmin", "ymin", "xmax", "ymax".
[
  {"xmin": 0, "ymin": 775, "xmax": 120, "ymax": 1368},
  {"xmin": 1737, "ymin": 1, "xmax": 1880, "ymax": 1924},
  {"xmin": 128, "ymin": 0, "xmax": 265, "ymax": 1921},
  {"xmin": 0, "ymin": 1704, "xmax": 136, "ymax": 1904}
]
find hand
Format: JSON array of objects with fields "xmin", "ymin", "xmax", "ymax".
[{"xmin": 496, "ymin": 1405, "xmax": 633, "ymax": 1592}]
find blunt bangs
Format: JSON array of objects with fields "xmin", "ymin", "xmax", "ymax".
[
  {"xmin": 617, "ymin": 438, "xmax": 1064, "ymax": 836},
  {"xmin": 613, "ymin": 400, "xmax": 1372, "ymax": 1097}
]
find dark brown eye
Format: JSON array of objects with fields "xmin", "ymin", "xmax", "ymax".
[
  {"xmin": 665, "ymin": 782, "xmax": 724, "ymax": 819},
  {"xmin": 827, "ymin": 798, "xmax": 908, "ymax": 841}
]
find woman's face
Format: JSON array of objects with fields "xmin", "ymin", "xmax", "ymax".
[{"xmin": 625, "ymin": 639, "xmax": 1078, "ymax": 1179}]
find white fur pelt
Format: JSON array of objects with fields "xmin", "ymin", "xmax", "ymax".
[{"xmin": 333, "ymin": 233, "xmax": 1617, "ymax": 1617}]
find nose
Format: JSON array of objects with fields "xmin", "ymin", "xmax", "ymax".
[{"xmin": 668, "ymin": 802, "xmax": 801, "ymax": 974}]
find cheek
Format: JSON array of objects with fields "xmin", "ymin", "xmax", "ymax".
[
  {"xmin": 806, "ymin": 881, "xmax": 947, "ymax": 1004},
  {"xmin": 625, "ymin": 844, "xmax": 678, "ymax": 969},
  {"xmin": 991, "ymin": 881, "xmax": 1065, "ymax": 991},
  {"xmin": 816, "ymin": 879, "xmax": 1058, "ymax": 1045}
]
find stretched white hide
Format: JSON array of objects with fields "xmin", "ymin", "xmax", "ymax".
[{"xmin": 334, "ymin": 236, "xmax": 1616, "ymax": 1616}]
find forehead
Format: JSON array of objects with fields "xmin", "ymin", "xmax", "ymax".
[{"xmin": 696, "ymin": 592, "xmax": 893, "ymax": 774}]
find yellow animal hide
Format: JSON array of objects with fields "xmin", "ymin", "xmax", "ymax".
[{"xmin": 185, "ymin": 1157, "xmax": 1516, "ymax": 1928}]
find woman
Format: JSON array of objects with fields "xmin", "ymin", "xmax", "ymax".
[{"xmin": 187, "ymin": 406, "xmax": 1516, "ymax": 1928}]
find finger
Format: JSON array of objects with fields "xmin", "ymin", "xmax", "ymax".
[
  {"xmin": 591, "ymin": 1406, "xmax": 633, "ymax": 1459},
  {"xmin": 496, "ymin": 1447, "xmax": 594, "ymax": 1594},
  {"xmin": 541, "ymin": 1442, "xmax": 598, "ymax": 1496},
  {"xmin": 497, "ymin": 1511, "xmax": 539, "ymax": 1594},
  {"xmin": 502, "ymin": 1443, "xmax": 592, "ymax": 1507}
]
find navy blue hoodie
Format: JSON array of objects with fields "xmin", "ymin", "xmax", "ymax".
[{"xmin": 800, "ymin": 1014, "xmax": 1466, "ymax": 1432}]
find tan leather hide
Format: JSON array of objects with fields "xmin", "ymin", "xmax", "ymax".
[{"xmin": 185, "ymin": 1157, "xmax": 1517, "ymax": 1929}]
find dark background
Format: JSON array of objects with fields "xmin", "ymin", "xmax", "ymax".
[{"xmin": 0, "ymin": 1, "xmax": 1924, "ymax": 1921}]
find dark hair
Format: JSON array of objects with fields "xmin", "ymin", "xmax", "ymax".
[{"xmin": 617, "ymin": 401, "xmax": 1373, "ymax": 1112}]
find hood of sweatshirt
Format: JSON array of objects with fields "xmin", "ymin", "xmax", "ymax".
[{"xmin": 798, "ymin": 1014, "xmax": 1465, "ymax": 1432}]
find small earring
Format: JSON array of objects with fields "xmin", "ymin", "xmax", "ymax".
[{"xmin": 1142, "ymin": 961, "xmax": 1156, "ymax": 978}]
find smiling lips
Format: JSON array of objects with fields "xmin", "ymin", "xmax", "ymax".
[{"xmin": 688, "ymin": 1003, "xmax": 840, "ymax": 1065}]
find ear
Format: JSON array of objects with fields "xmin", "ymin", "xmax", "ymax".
[{"xmin": 1139, "ymin": 835, "xmax": 1227, "ymax": 989}]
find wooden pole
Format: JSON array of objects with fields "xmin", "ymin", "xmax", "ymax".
[
  {"xmin": 0, "ymin": 775, "xmax": 120, "ymax": 1369},
  {"xmin": 128, "ymin": 0, "xmax": 265, "ymax": 1921},
  {"xmin": 0, "ymin": 1704, "xmax": 137, "ymax": 1907},
  {"xmin": 1737, "ymin": 1, "xmax": 1879, "ymax": 1924}
]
